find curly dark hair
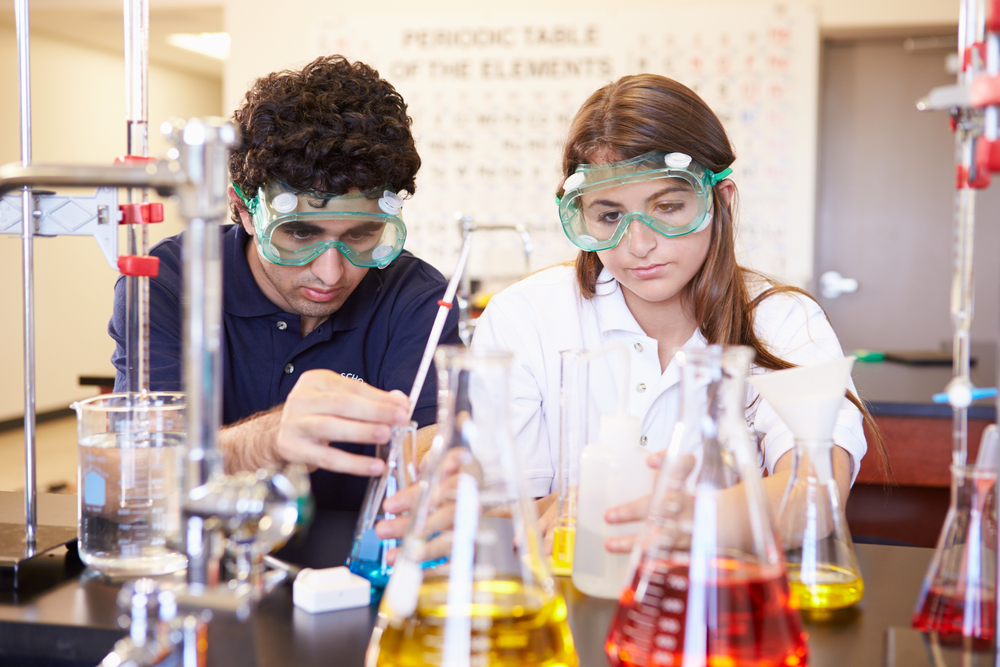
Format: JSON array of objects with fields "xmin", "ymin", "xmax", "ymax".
[{"xmin": 229, "ymin": 55, "xmax": 420, "ymax": 223}]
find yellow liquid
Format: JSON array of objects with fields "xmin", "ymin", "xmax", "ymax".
[
  {"xmin": 787, "ymin": 563, "xmax": 864, "ymax": 610},
  {"xmin": 550, "ymin": 526, "xmax": 575, "ymax": 576},
  {"xmin": 374, "ymin": 577, "xmax": 578, "ymax": 667}
]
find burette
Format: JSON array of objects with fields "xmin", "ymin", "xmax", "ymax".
[{"xmin": 122, "ymin": 0, "xmax": 157, "ymax": 398}]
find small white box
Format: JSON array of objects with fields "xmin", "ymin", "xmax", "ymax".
[{"xmin": 293, "ymin": 566, "xmax": 371, "ymax": 613}]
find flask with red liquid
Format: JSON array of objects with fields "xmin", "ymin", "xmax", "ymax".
[
  {"xmin": 606, "ymin": 346, "xmax": 808, "ymax": 667},
  {"xmin": 911, "ymin": 429, "xmax": 998, "ymax": 650}
]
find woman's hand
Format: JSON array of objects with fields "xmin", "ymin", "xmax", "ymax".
[{"xmin": 602, "ymin": 451, "xmax": 666, "ymax": 553}]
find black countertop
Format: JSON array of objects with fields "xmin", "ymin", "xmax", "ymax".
[{"xmin": 0, "ymin": 507, "xmax": 946, "ymax": 667}]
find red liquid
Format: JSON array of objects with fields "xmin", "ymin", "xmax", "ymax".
[
  {"xmin": 912, "ymin": 586, "xmax": 996, "ymax": 650},
  {"xmin": 606, "ymin": 557, "xmax": 808, "ymax": 667}
]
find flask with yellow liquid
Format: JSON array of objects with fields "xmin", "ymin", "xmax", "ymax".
[
  {"xmin": 366, "ymin": 346, "xmax": 578, "ymax": 667},
  {"xmin": 750, "ymin": 356, "xmax": 865, "ymax": 616}
]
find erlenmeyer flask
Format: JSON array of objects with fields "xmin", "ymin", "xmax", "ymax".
[
  {"xmin": 366, "ymin": 346, "xmax": 578, "ymax": 667},
  {"xmin": 347, "ymin": 421, "xmax": 419, "ymax": 593},
  {"xmin": 750, "ymin": 357, "xmax": 864, "ymax": 613},
  {"xmin": 606, "ymin": 346, "xmax": 808, "ymax": 667},
  {"xmin": 912, "ymin": 460, "xmax": 997, "ymax": 648}
]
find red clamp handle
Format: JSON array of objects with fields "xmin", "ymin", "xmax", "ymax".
[
  {"xmin": 119, "ymin": 202, "xmax": 165, "ymax": 224},
  {"xmin": 988, "ymin": 0, "xmax": 1000, "ymax": 32},
  {"xmin": 437, "ymin": 299, "xmax": 453, "ymax": 309},
  {"xmin": 118, "ymin": 255, "xmax": 160, "ymax": 277},
  {"xmin": 114, "ymin": 155, "xmax": 157, "ymax": 166}
]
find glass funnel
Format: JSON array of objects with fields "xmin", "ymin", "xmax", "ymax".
[
  {"xmin": 366, "ymin": 346, "xmax": 578, "ymax": 667},
  {"xmin": 346, "ymin": 421, "xmax": 419, "ymax": 594},
  {"xmin": 912, "ymin": 463, "xmax": 997, "ymax": 649},
  {"xmin": 606, "ymin": 346, "xmax": 808, "ymax": 667}
]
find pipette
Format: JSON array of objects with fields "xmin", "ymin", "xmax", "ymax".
[{"xmin": 406, "ymin": 234, "xmax": 474, "ymax": 418}]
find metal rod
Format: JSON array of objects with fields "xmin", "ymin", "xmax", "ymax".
[
  {"xmin": 15, "ymin": 0, "xmax": 36, "ymax": 548},
  {"xmin": 0, "ymin": 162, "xmax": 184, "ymax": 197}
]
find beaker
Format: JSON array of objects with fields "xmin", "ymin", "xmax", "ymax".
[
  {"xmin": 73, "ymin": 392, "xmax": 186, "ymax": 576},
  {"xmin": 912, "ymin": 464, "xmax": 997, "ymax": 649},
  {"xmin": 366, "ymin": 346, "xmax": 578, "ymax": 667},
  {"xmin": 606, "ymin": 347, "xmax": 807, "ymax": 667},
  {"xmin": 777, "ymin": 440, "xmax": 864, "ymax": 613},
  {"xmin": 347, "ymin": 421, "xmax": 419, "ymax": 593}
]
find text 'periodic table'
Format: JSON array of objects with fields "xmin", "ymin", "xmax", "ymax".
[{"xmin": 314, "ymin": 5, "xmax": 819, "ymax": 290}]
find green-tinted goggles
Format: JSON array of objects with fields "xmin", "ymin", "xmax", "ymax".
[
  {"xmin": 234, "ymin": 182, "xmax": 407, "ymax": 268},
  {"xmin": 557, "ymin": 152, "xmax": 732, "ymax": 252}
]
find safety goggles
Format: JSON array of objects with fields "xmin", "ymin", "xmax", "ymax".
[
  {"xmin": 234, "ymin": 182, "xmax": 407, "ymax": 268},
  {"xmin": 557, "ymin": 152, "xmax": 732, "ymax": 252}
]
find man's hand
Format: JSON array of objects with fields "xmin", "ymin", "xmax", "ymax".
[{"xmin": 220, "ymin": 369, "xmax": 410, "ymax": 476}]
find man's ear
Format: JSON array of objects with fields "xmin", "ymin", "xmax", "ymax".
[{"xmin": 228, "ymin": 185, "xmax": 255, "ymax": 236}]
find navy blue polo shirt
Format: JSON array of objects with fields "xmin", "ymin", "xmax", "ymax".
[{"xmin": 109, "ymin": 224, "xmax": 459, "ymax": 511}]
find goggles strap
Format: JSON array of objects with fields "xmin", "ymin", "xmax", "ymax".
[
  {"xmin": 705, "ymin": 167, "xmax": 733, "ymax": 187},
  {"xmin": 231, "ymin": 181, "xmax": 258, "ymax": 215}
]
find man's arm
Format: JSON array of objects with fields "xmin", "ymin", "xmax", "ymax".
[{"xmin": 220, "ymin": 369, "xmax": 410, "ymax": 475}]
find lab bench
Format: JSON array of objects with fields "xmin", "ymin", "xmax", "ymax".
[
  {"xmin": 0, "ymin": 503, "xmax": 945, "ymax": 667},
  {"xmin": 847, "ymin": 344, "xmax": 997, "ymax": 547}
]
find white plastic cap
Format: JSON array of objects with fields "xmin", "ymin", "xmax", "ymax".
[
  {"xmin": 372, "ymin": 245, "xmax": 393, "ymax": 260},
  {"xmin": 563, "ymin": 172, "xmax": 586, "ymax": 191},
  {"xmin": 664, "ymin": 152, "xmax": 693, "ymax": 169},
  {"xmin": 272, "ymin": 192, "xmax": 298, "ymax": 213}
]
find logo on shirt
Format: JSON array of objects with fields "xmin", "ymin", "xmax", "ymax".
[{"xmin": 341, "ymin": 372, "xmax": 366, "ymax": 383}]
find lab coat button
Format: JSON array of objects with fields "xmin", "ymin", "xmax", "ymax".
[
  {"xmin": 636, "ymin": 383, "xmax": 646, "ymax": 393},
  {"xmin": 284, "ymin": 363, "xmax": 295, "ymax": 374},
  {"xmin": 277, "ymin": 321, "xmax": 288, "ymax": 330},
  {"xmin": 634, "ymin": 342, "xmax": 643, "ymax": 352},
  {"xmin": 640, "ymin": 435, "xmax": 648, "ymax": 446}
]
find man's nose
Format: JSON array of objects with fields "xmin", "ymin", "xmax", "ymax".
[{"xmin": 309, "ymin": 247, "xmax": 346, "ymax": 285}]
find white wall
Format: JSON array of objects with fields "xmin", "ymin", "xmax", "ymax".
[{"xmin": 0, "ymin": 25, "xmax": 222, "ymax": 421}]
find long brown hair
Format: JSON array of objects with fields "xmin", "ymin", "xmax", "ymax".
[{"xmin": 563, "ymin": 74, "xmax": 890, "ymax": 480}]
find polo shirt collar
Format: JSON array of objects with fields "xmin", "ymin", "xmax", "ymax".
[
  {"xmin": 593, "ymin": 267, "xmax": 648, "ymax": 338},
  {"xmin": 591, "ymin": 266, "xmax": 709, "ymax": 351}
]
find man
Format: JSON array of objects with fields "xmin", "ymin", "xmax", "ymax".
[{"xmin": 110, "ymin": 56, "xmax": 459, "ymax": 511}]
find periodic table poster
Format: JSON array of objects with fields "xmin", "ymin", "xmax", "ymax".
[{"xmin": 313, "ymin": 5, "xmax": 818, "ymax": 289}]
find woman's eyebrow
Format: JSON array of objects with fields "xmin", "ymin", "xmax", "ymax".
[{"xmin": 586, "ymin": 185, "xmax": 691, "ymax": 210}]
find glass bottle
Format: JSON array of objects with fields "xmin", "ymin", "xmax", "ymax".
[
  {"xmin": 346, "ymin": 421, "xmax": 419, "ymax": 594},
  {"xmin": 366, "ymin": 346, "xmax": 578, "ymax": 667},
  {"xmin": 912, "ymin": 462, "xmax": 997, "ymax": 649},
  {"xmin": 606, "ymin": 346, "xmax": 808, "ymax": 667}
]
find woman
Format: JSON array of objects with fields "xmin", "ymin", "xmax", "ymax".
[{"xmin": 471, "ymin": 73, "xmax": 885, "ymax": 552}]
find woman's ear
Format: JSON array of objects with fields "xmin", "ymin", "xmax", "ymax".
[
  {"xmin": 228, "ymin": 185, "xmax": 255, "ymax": 236},
  {"xmin": 716, "ymin": 179, "xmax": 736, "ymax": 210}
]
